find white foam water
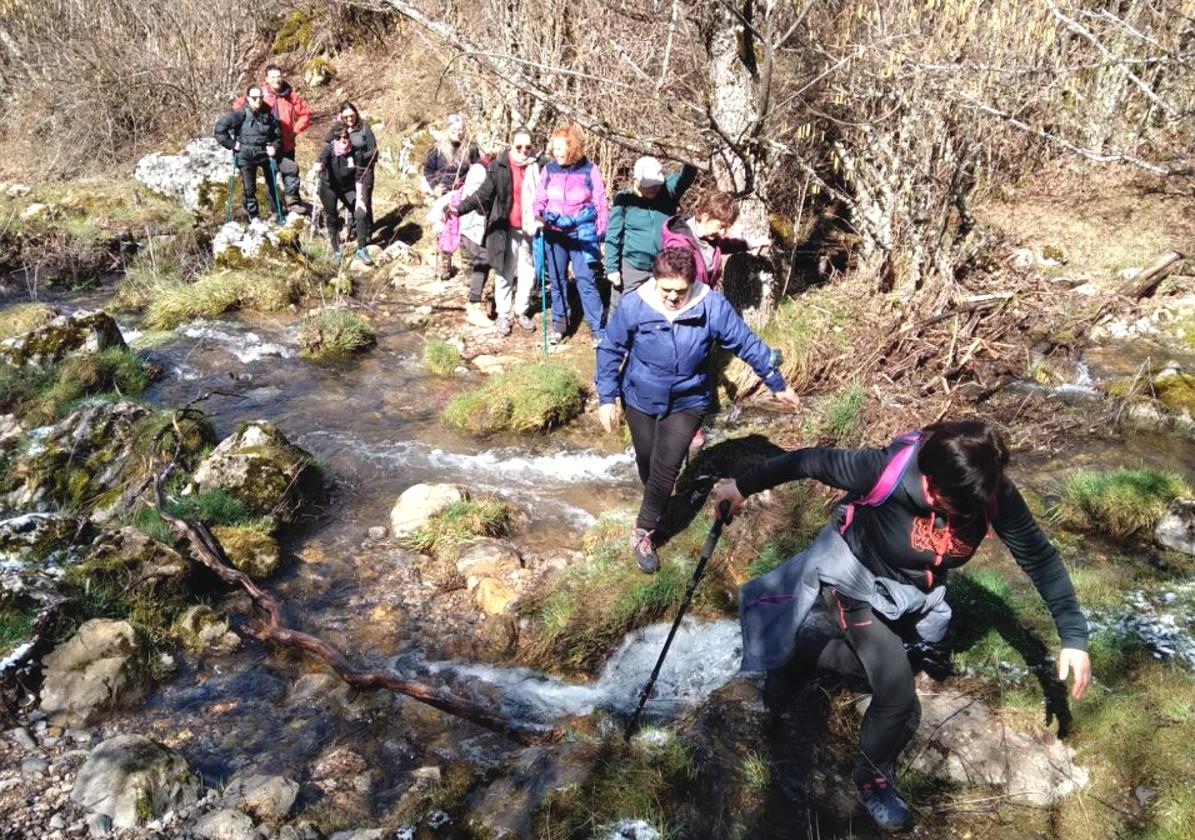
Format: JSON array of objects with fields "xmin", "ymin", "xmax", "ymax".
[
  {"xmin": 178, "ymin": 320, "xmax": 295, "ymax": 363},
  {"xmin": 417, "ymin": 618, "xmax": 743, "ymax": 721}
]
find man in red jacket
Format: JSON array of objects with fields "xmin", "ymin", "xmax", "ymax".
[{"xmin": 250, "ymin": 64, "xmax": 313, "ymax": 211}]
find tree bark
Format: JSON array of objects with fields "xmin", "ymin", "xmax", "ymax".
[{"xmin": 1120, "ymin": 249, "xmax": 1186, "ymax": 299}]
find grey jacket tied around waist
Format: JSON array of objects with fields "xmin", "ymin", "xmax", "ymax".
[{"xmin": 738, "ymin": 524, "xmax": 952, "ymax": 673}]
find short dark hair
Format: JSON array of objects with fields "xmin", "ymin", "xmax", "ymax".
[
  {"xmin": 694, "ymin": 191, "xmax": 740, "ymax": 226},
  {"xmin": 338, "ymin": 101, "xmax": 360, "ymax": 120},
  {"xmin": 917, "ymin": 419, "xmax": 1009, "ymax": 514},
  {"xmin": 511, "ymin": 126, "xmax": 532, "ymax": 140},
  {"xmin": 265, "ymin": 64, "xmax": 282, "ymax": 75},
  {"xmin": 653, "ymin": 247, "xmax": 697, "ymax": 283}
]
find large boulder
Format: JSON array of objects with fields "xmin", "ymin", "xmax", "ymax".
[
  {"xmin": 867, "ymin": 685, "xmax": 1088, "ymax": 807},
  {"xmin": 0, "ymin": 309, "xmax": 125, "ymax": 369},
  {"xmin": 390, "ymin": 483, "xmax": 466, "ymax": 537},
  {"xmin": 1155, "ymin": 497, "xmax": 1195, "ymax": 556},
  {"xmin": 1, "ymin": 401, "xmax": 212, "ymax": 517},
  {"xmin": 193, "ymin": 808, "xmax": 256, "ymax": 840},
  {"xmin": 39, "ymin": 619, "xmax": 142, "ymax": 725},
  {"xmin": 134, "ymin": 137, "xmax": 234, "ymax": 211},
  {"xmin": 189, "ymin": 421, "xmax": 322, "ymax": 523},
  {"xmin": 71, "ymin": 734, "xmax": 202, "ymax": 828}
]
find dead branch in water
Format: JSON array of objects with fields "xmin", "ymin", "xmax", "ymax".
[{"xmin": 150, "ymin": 410, "xmax": 561, "ymax": 746}]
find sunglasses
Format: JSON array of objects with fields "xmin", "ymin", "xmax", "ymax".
[
  {"xmin": 247, "ymin": 95, "xmax": 261, "ymax": 101},
  {"xmin": 513, "ymin": 144, "xmax": 533, "ymax": 152}
]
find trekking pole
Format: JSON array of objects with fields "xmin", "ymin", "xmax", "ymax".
[
  {"xmin": 267, "ymin": 156, "xmax": 285, "ymax": 223},
  {"xmin": 624, "ymin": 500, "xmax": 733, "ymax": 740},
  {"xmin": 538, "ymin": 232, "xmax": 549, "ymax": 359},
  {"xmin": 225, "ymin": 155, "xmax": 238, "ymax": 223}
]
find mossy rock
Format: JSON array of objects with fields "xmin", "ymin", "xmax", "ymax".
[
  {"xmin": 300, "ymin": 308, "xmax": 376, "ymax": 360},
  {"xmin": 172, "ymin": 605, "xmax": 238, "ymax": 653},
  {"xmin": 0, "ymin": 512, "xmax": 90, "ymax": 565},
  {"xmin": 211, "ymin": 524, "xmax": 280, "ymax": 580},
  {"xmin": 0, "ymin": 310, "xmax": 126, "ymax": 369},
  {"xmin": 1107, "ymin": 367, "xmax": 1195, "ymax": 421},
  {"xmin": 442, "ymin": 362, "xmax": 585, "ymax": 435},
  {"xmin": 189, "ymin": 421, "xmax": 322, "ymax": 523}
]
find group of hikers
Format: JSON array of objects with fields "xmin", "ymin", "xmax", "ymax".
[{"xmin": 214, "ymin": 86, "xmax": 1093, "ymax": 834}]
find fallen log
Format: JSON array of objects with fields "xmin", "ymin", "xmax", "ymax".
[
  {"xmin": 151, "ymin": 416, "xmax": 561, "ymax": 746},
  {"xmin": 1119, "ymin": 249, "xmax": 1185, "ymax": 299}
]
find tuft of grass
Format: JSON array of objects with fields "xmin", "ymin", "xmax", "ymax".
[
  {"xmin": 167, "ymin": 489, "xmax": 255, "ymax": 527},
  {"xmin": 0, "ymin": 605, "xmax": 38, "ymax": 655},
  {"xmin": 423, "ymin": 338, "xmax": 463, "ymax": 376},
  {"xmin": 1050, "ymin": 467, "xmax": 1190, "ymax": 539},
  {"xmin": 402, "ymin": 498, "xmax": 513, "ymax": 557},
  {"xmin": 300, "ymin": 308, "xmax": 376, "ymax": 360},
  {"xmin": 142, "ymin": 267, "xmax": 301, "ymax": 330},
  {"xmin": 821, "ymin": 381, "xmax": 867, "ymax": 443},
  {"xmin": 0, "ymin": 303, "xmax": 56, "ymax": 340},
  {"xmin": 443, "ymin": 361, "xmax": 584, "ymax": 435},
  {"xmin": 1, "ymin": 346, "xmax": 152, "ymax": 426}
]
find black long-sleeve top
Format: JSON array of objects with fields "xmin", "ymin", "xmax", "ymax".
[{"xmin": 737, "ymin": 440, "xmax": 1089, "ymax": 650}]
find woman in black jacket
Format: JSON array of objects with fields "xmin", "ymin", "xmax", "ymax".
[
  {"xmin": 316, "ymin": 102, "xmax": 377, "ymax": 264},
  {"xmin": 711, "ymin": 419, "xmax": 1091, "ymax": 833}
]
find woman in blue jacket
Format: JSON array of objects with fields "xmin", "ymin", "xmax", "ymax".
[{"xmin": 597, "ymin": 247, "xmax": 801, "ymax": 572}]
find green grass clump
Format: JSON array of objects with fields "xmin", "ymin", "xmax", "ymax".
[
  {"xmin": 821, "ymin": 382, "xmax": 867, "ymax": 443},
  {"xmin": 142, "ymin": 268, "xmax": 301, "ymax": 330},
  {"xmin": 403, "ymin": 498, "xmax": 513, "ymax": 557},
  {"xmin": 0, "ymin": 303, "xmax": 56, "ymax": 340},
  {"xmin": 0, "ymin": 346, "xmax": 151, "ymax": 426},
  {"xmin": 423, "ymin": 338, "xmax": 463, "ymax": 376},
  {"xmin": 443, "ymin": 362, "xmax": 584, "ymax": 435},
  {"xmin": 0, "ymin": 605, "xmax": 38, "ymax": 655},
  {"xmin": 1050, "ymin": 467, "xmax": 1190, "ymax": 539},
  {"xmin": 300, "ymin": 308, "xmax": 376, "ymax": 360}
]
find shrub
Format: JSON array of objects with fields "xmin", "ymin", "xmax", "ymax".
[
  {"xmin": 443, "ymin": 362, "xmax": 584, "ymax": 434},
  {"xmin": 1050, "ymin": 467, "xmax": 1190, "ymax": 539},
  {"xmin": 423, "ymin": 338, "xmax": 463, "ymax": 376},
  {"xmin": 300, "ymin": 308, "xmax": 376, "ymax": 360}
]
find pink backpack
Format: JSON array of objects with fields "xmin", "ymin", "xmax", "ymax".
[{"xmin": 839, "ymin": 431, "xmax": 921, "ymax": 534}]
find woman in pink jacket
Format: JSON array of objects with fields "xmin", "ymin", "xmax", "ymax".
[{"xmin": 534, "ymin": 124, "xmax": 608, "ymax": 346}]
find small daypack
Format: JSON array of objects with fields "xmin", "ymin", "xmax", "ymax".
[{"xmin": 838, "ymin": 431, "xmax": 922, "ymax": 534}]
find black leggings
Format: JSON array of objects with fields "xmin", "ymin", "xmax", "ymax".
[
  {"xmin": 809, "ymin": 587, "xmax": 921, "ymax": 786},
  {"xmin": 462, "ymin": 237, "xmax": 491, "ymax": 303},
  {"xmin": 624, "ymin": 404, "xmax": 704, "ymax": 532},
  {"xmin": 319, "ymin": 182, "xmax": 368, "ymax": 250}
]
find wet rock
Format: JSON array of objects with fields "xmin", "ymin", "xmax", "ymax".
[
  {"xmin": 220, "ymin": 773, "xmax": 299, "ymax": 822},
  {"xmin": 1155, "ymin": 498, "xmax": 1195, "ymax": 556},
  {"xmin": 173, "ymin": 606, "xmax": 240, "ymax": 654},
  {"xmin": 0, "ymin": 310, "xmax": 125, "ymax": 369},
  {"xmin": 194, "ymin": 808, "xmax": 255, "ymax": 840},
  {"xmin": 309, "ymin": 746, "xmax": 373, "ymax": 826},
  {"xmin": 389, "ymin": 483, "xmax": 466, "ymax": 537},
  {"xmin": 134, "ymin": 137, "xmax": 235, "ymax": 211},
  {"xmin": 190, "ymin": 421, "xmax": 322, "ymax": 523},
  {"xmin": 8, "ymin": 726, "xmax": 37, "ymax": 751},
  {"xmin": 86, "ymin": 812, "xmax": 112, "ymax": 837},
  {"xmin": 475, "ymin": 578, "xmax": 518, "ymax": 616},
  {"xmin": 71, "ymin": 734, "xmax": 202, "ymax": 828},
  {"xmin": 327, "ymin": 831, "xmax": 384, "ymax": 840},
  {"xmin": 455, "ymin": 538, "xmax": 522, "ymax": 579},
  {"xmin": 876, "ymin": 685, "xmax": 1088, "ymax": 806},
  {"xmin": 466, "ymin": 743, "xmax": 592, "ymax": 839},
  {"xmin": 40, "ymin": 619, "xmax": 141, "ymax": 726},
  {"xmin": 0, "ymin": 513, "xmax": 87, "ymax": 565},
  {"xmin": 212, "ymin": 525, "xmax": 282, "ymax": 580}
]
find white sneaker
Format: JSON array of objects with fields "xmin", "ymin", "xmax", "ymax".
[{"xmin": 465, "ymin": 302, "xmax": 493, "ymax": 328}]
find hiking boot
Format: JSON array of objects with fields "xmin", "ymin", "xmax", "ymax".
[
  {"xmin": 547, "ymin": 330, "xmax": 564, "ymax": 346},
  {"xmin": 466, "ymin": 301, "xmax": 493, "ymax": 329},
  {"xmin": 354, "ymin": 248, "xmax": 374, "ymax": 266},
  {"xmin": 857, "ymin": 777, "xmax": 913, "ymax": 832},
  {"xmin": 629, "ymin": 528, "xmax": 659, "ymax": 574},
  {"xmin": 495, "ymin": 316, "xmax": 512, "ymax": 337},
  {"xmin": 517, "ymin": 314, "xmax": 536, "ymax": 332}
]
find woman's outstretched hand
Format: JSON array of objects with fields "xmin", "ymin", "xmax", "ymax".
[
  {"xmin": 598, "ymin": 402, "xmax": 622, "ymax": 433},
  {"xmin": 709, "ymin": 479, "xmax": 746, "ymax": 518},
  {"xmin": 774, "ymin": 386, "xmax": 801, "ymax": 411},
  {"xmin": 1058, "ymin": 648, "xmax": 1091, "ymax": 699}
]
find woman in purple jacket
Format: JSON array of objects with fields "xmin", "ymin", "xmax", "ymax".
[
  {"xmin": 534, "ymin": 124, "xmax": 608, "ymax": 346},
  {"xmin": 597, "ymin": 247, "xmax": 801, "ymax": 573}
]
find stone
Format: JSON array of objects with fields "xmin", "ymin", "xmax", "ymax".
[
  {"xmin": 21, "ymin": 757, "xmax": 49, "ymax": 776},
  {"xmin": 0, "ymin": 309, "xmax": 125, "ymax": 369},
  {"xmin": 190, "ymin": 421, "xmax": 322, "ymax": 523},
  {"xmin": 1155, "ymin": 498, "xmax": 1195, "ymax": 555},
  {"xmin": 212, "ymin": 219, "xmax": 283, "ymax": 262},
  {"xmin": 86, "ymin": 812, "xmax": 112, "ymax": 837},
  {"xmin": 49, "ymin": 813, "xmax": 66, "ymax": 829},
  {"xmin": 220, "ymin": 773, "xmax": 299, "ymax": 822},
  {"xmin": 134, "ymin": 137, "xmax": 235, "ymax": 211},
  {"xmin": 475, "ymin": 578, "xmax": 518, "ymax": 616},
  {"xmin": 8, "ymin": 726, "xmax": 37, "ymax": 751},
  {"xmin": 389, "ymin": 483, "xmax": 466, "ymax": 537},
  {"xmin": 20, "ymin": 202, "xmax": 51, "ymax": 221},
  {"xmin": 466, "ymin": 744, "xmax": 591, "ymax": 839},
  {"xmin": 367, "ymin": 526, "xmax": 387, "ymax": 540},
  {"xmin": 456, "ymin": 538, "xmax": 522, "ymax": 578},
  {"xmin": 6, "ymin": 183, "xmax": 31, "ymax": 198},
  {"xmin": 72, "ymin": 735, "xmax": 201, "ymax": 828},
  {"xmin": 875, "ymin": 685, "xmax": 1088, "ymax": 807},
  {"xmin": 173, "ymin": 606, "xmax": 239, "ymax": 654},
  {"xmin": 40, "ymin": 619, "xmax": 141, "ymax": 726},
  {"xmin": 212, "ymin": 525, "xmax": 281, "ymax": 580},
  {"xmin": 328, "ymin": 831, "xmax": 385, "ymax": 840},
  {"xmin": 0, "ymin": 513, "xmax": 87, "ymax": 566},
  {"xmin": 194, "ymin": 808, "xmax": 255, "ymax": 840},
  {"xmin": 0, "ymin": 414, "xmax": 23, "ymax": 451}
]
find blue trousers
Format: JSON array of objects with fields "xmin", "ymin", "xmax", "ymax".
[{"xmin": 544, "ymin": 230, "xmax": 603, "ymax": 337}]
